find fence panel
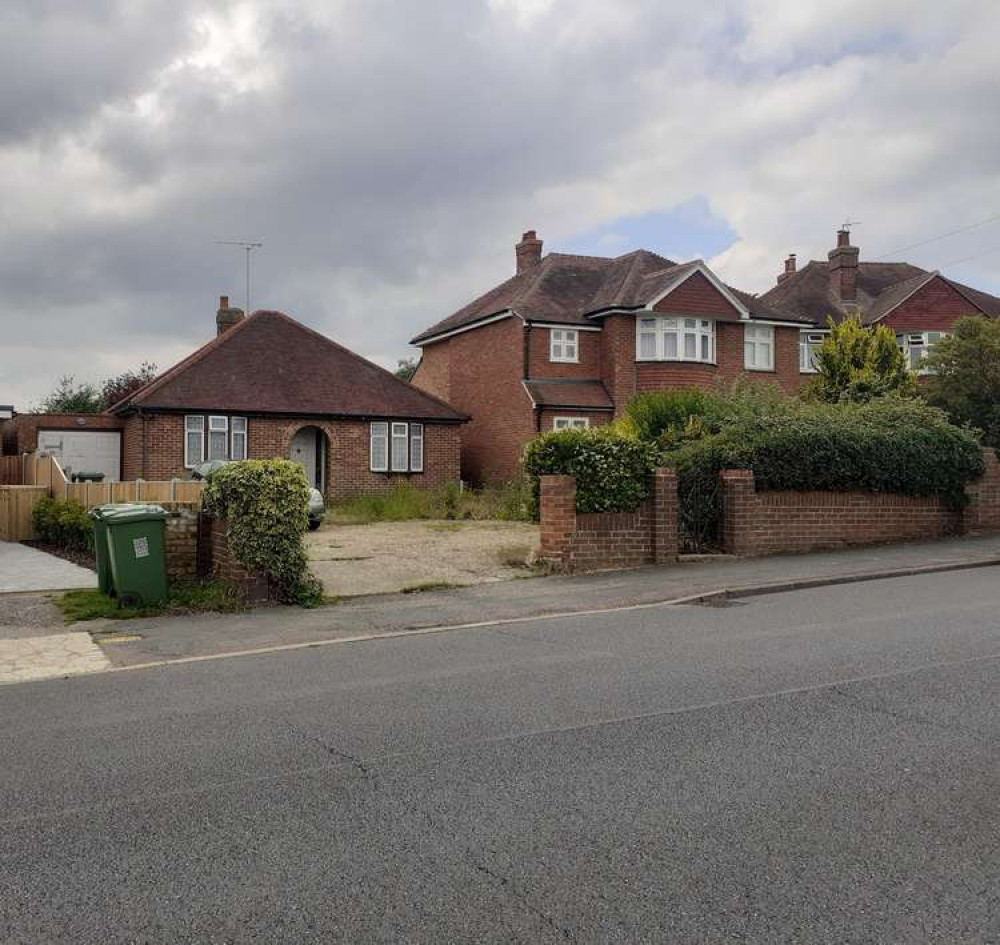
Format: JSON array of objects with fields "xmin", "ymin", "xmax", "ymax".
[
  {"xmin": 0, "ymin": 486, "xmax": 49, "ymax": 541},
  {"xmin": 0, "ymin": 456, "xmax": 22, "ymax": 485}
]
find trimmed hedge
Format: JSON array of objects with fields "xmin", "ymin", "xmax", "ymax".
[
  {"xmin": 32, "ymin": 497, "xmax": 92, "ymax": 551},
  {"xmin": 203, "ymin": 459, "xmax": 322, "ymax": 605},
  {"xmin": 522, "ymin": 428, "xmax": 659, "ymax": 513},
  {"xmin": 662, "ymin": 398, "xmax": 986, "ymax": 549}
]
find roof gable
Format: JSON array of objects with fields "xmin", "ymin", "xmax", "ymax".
[
  {"xmin": 119, "ymin": 311, "xmax": 466, "ymax": 421},
  {"xmin": 647, "ymin": 263, "xmax": 748, "ymax": 321}
]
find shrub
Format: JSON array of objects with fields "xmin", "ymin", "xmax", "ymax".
[
  {"xmin": 32, "ymin": 497, "xmax": 92, "ymax": 551},
  {"xmin": 203, "ymin": 459, "xmax": 322, "ymax": 605},
  {"xmin": 924, "ymin": 315, "xmax": 1000, "ymax": 448},
  {"xmin": 622, "ymin": 389, "xmax": 710, "ymax": 442},
  {"xmin": 522, "ymin": 428, "xmax": 659, "ymax": 513},
  {"xmin": 803, "ymin": 315, "xmax": 917, "ymax": 403},
  {"xmin": 662, "ymin": 397, "xmax": 985, "ymax": 550}
]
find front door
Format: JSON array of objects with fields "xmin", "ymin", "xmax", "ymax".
[{"xmin": 290, "ymin": 428, "xmax": 321, "ymax": 490}]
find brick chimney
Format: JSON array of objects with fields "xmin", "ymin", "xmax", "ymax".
[
  {"xmin": 776, "ymin": 253, "xmax": 797, "ymax": 285},
  {"xmin": 216, "ymin": 295, "xmax": 245, "ymax": 336},
  {"xmin": 515, "ymin": 230, "xmax": 543, "ymax": 274},
  {"xmin": 828, "ymin": 228, "xmax": 860, "ymax": 302}
]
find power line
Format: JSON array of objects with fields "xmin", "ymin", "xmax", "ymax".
[
  {"xmin": 872, "ymin": 212, "xmax": 1000, "ymax": 260},
  {"xmin": 938, "ymin": 244, "xmax": 1000, "ymax": 269}
]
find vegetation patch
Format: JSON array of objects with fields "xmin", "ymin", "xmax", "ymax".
[
  {"xmin": 57, "ymin": 581, "xmax": 245, "ymax": 624},
  {"xmin": 400, "ymin": 580, "xmax": 462, "ymax": 594},
  {"xmin": 32, "ymin": 497, "xmax": 93, "ymax": 552},
  {"xmin": 328, "ymin": 481, "xmax": 534, "ymax": 525}
]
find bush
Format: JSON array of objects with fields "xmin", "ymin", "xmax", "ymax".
[
  {"xmin": 661, "ymin": 397, "xmax": 986, "ymax": 549},
  {"xmin": 522, "ymin": 428, "xmax": 659, "ymax": 513},
  {"xmin": 622, "ymin": 389, "xmax": 710, "ymax": 442},
  {"xmin": 203, "ymin": 459, "xmax": 322, "ymax": 605},
  {"xmin": 32, "ymin": 497, "xmax": 93, "ymax": 551}
]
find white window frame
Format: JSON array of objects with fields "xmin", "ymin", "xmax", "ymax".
[
  {"xmin": 799, "ymin": 332, "xmax": 826, "ymax": 373},
  {"xmin": 898, "ymin": 331, "xmax": 946, "ymax": 374},
  {"xmin": 409, "ymin": 423, "xmax": 424, "ymax": 473},
  {"xmin": 207, "ymin": 415, "xmax": 229, "ymax": 462},
  {"xmin": 550, "ymin": 328, "xmax": 579, "ymax": 363},
  {"xmin": 184, "ymin": 415, "xmax": 205, "ymax": 468},
  {"xmin": 553, "ymin": 416, "xmax": 590, "ymax": 431},
  {"xmin": 390, "ymin": 422, "xmax": 409, "ymax": 472},
  {"xmin": 230, "ymin": 417, "xmax": 247, "ymax": 461},
  {"xmin": 635, "ymin": 316, "xmax": 715, "ymax": 364},
  {"xmin": 370, "ymin": 422, "xmax": 389, "ymax": 472},
  {"xmin": 744, "ymin": 324, "xmax": 774, "ymax": 371}
]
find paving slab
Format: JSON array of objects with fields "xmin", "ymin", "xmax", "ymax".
[
  {"xmin": 0, "ymin": 632, "xmax": 111, "ymax": 685},
  {"xmin": 0, "ymin": 542, "xmax": 97, "ymax": 593}
]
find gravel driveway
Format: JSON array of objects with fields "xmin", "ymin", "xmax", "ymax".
[{"xmin": 306, "ymin": 519, "xmax": 540, "ymax": 597}]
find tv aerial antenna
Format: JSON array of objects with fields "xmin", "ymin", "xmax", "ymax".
[
  {"xmin": 216, "ymin": 240, "xmax": 263, "ymax": 315},
  {"xmin": 841, "ymin": 217, "xmax": 862, "ymax": 232}
]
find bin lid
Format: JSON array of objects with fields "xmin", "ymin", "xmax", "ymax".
[
  {"xmin": 88, "ymin": 503, "xmax": 146, "ymax": 521},
  {"xmin": 101, "ymin": 504, "xmax": 169, "ymax": 524}
]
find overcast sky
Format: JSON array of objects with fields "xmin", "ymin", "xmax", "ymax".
[{"xmin": 2, "ymin": 0, "xmax": 999, "ymax": 408}]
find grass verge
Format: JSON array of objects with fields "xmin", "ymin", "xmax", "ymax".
[{"xmin": 56, "ymin": 580, "xmax": 246, "ymax": 624}]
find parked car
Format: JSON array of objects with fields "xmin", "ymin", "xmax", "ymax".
[{"xmin": 190, "ymin": 460, "xmax": 326, "ymax": 530}]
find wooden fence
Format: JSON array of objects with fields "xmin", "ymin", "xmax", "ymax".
[
  {"xmin": 0, "ymin": 487, "xmax": 49, "ymax": 541},
  {"xmin": 0, "ymin": 454, "xmax": 206, "ymax": 541},
  {"xmin": 0, "ymin": 455, "xmax": 23, "ymax": 485}
]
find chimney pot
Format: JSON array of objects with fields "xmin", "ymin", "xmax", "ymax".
[
  {"xmin": 220, "ymin": 295, "xmax": 229, "ymax": 309},
  {"xmin": 515, "ymin": 230, "xmax": 543, "ymax": 274}
]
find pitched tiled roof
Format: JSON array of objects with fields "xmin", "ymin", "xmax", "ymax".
[
  {"xmin": 523, "ymin": 379, "xmax": 614, "ymax": 410},
  {"xmin": 946, "ymin": 278, "xmax": 1000, "ymax": 317},
  {"xmin": 413, "ymin": 249, "xmax": 804, "ymax": 343},
  {"xmin": 115, "ymin": 310, "xmax": 466, "ymax": 421}
]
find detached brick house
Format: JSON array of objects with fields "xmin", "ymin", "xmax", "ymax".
[
  {"xmin": 762, "ymin": 228, "xmax": 1000, "ymax": 373},
  {"xmin": 410, "ymin": 231, "xmax": 810, "ymax": 483},
  {"xmin": 4, "ymin": 300, "xmax": 466, "ymax": 499}
]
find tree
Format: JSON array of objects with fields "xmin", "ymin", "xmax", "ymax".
[
  {"xmin": 924, "ymin": 315, "xmax": 1000, "ymax": 447},
  {"xmin": 101, "ymin": 361, "xmax": 158, "ymax": 410},
  {"xmin": 804, "ymin": 315, "xmax": 917, "ymax": 403},
  {"xmin": 35, "ymin": 376, "xmax": 103, "ymax": 414},
  {"xmin": 394, "ymin": 357, "xmax": 419, "ymax": 382}
]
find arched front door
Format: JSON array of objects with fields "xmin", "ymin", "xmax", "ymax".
[{"xmin": 289, "ymin": 426, "xmax": 327, "ymax": 492}]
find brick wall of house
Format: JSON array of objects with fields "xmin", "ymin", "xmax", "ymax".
[
  {"xmin": 538, "ymin": 469, "xmax": 678, "ymax": 572},
  {"xmin": 719, "ymin": 451, "xmax": 1000, "ymax": 556},
  {"xmin": 411, "ymin": 346, "xmax": 451, "ymax": 403},
  {"xmin": 882, "ymin": 275, "xmax": 984, "ymax": 333},
  {"xmin": 2, "ymin": 413, "xmax": 124, "ymax": 455},
  {"xmin": 651, "ymin": 271, "xmax": 742, "ymax": 319},
  {"xmin": 600, "ymin": 314, "xmax": 638, "ymax": 417},
  {"xmin": 414, "ymin": 317, "xmax": 536, "ymax": 484},
  {"xmin": 122, "ymin": 413, "xmax": 461, "ymax": 500},
  {"xmin": 527, "ymin": 326, "xmax": 602, "ymax": 379}
]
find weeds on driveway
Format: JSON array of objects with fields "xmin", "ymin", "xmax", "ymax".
[
  {"xmin": 56, "ymin": 580, "xmax": 245, "ymax": 624},
  {"xmin": 328, "ymin": 481, "xmax": 533, "ymax": 525}
]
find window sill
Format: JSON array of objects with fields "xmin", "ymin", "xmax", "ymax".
[
  {"xmin": 745, "ymin": 366, "xmax": 775, "ymax": 373},
  {"xmin": 549, "ymin": 359, "xmax": 580, "ymax": 365},
  {"xmin": 635, "ymin": 358, "xmax": 717, "ymax": 367}
]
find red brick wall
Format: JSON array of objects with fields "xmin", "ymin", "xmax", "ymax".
[
  {"xmin": 413, "ymin": 317, "xmax": 536, "ymax": 484},
  {"xmin": 122, "ymin": 413, "xmax": 461, "ymax": 501},
  {"xmin": 652, "ymin": 271, "xmax": 743, "ymax": 320},
  {"xmin": 883, "ymin": 276, "xmax": 984, "ymax": 333},
  {"xmin": 720, "ymin": 452, "xmax": 1000, "ymax": 556},
  {"xmin": 600, "ymin": 314, "xmax": 637, "ymax": 416},
  {"xmin": 527, "ymin": 327, "xmax": 601, "ymax": 379},
  {"xmin": 205, "ymin": 516, "xmax": 273, "ymax": 603},
  {"xmin": 538, "ymin": 469, "xmax": 678, "ymax": 572},
  {"xmin": 2, "ymin": 413, "xmax": 124, "ymax": 455},
  {"xmin": 411, "ymin": 347, "xmax": 451, "ymax": 403}
]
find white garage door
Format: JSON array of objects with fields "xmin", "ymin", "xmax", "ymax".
[{"xmin": 37, "ymin": 431, "xmax": 121, "ymax": 482}]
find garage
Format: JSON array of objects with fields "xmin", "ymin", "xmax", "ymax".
[{"xmin": 37, "ymin": 430, "xmax": 121, "ymax": 481}]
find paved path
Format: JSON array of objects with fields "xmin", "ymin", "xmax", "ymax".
[
  {"xmin": 0, "ymin": 541, "xmax": 96, "ymax": 593},
  {"xmin": 0, "ymin": 632, "xmax": 110, "ymax": 685},
  {"xmin": 2, "ymin": 568, "xmax": 998, "ymax": 942},
  {"xmin": 93, "ymin": 533, "xmax": 1000, "ymax": 667}
]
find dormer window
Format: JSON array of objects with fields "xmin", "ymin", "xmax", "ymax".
[
  {"xmin": 550, "ymin": 328, "xmax": 579, "ymax": 363},
  {"xmin": 636, "ymin": 316, "xmax": 714, "ymax": 364}
]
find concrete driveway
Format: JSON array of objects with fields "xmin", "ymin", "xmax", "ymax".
[
  {"xmin": 0, "ymin": 542, "xmax": 97, "ymax": 593},
  {"xmin": 306, "ymin": 519, "xmax": 540, "ymax": 596}
]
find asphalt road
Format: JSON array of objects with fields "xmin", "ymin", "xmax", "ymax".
[{"xmin": 2, "ymin": 568, "xmax": 999, "ymax": 944}]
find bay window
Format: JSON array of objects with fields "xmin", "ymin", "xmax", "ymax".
[
  {"xmin": 744, "ymin": 324, "xmax": 774, "ymax": 371},
  {"xmin": 636, "ymin": 316, "xmax": 714, "ymax": 363}
]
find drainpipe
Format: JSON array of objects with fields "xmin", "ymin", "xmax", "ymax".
[
  {"xmin": 139, "ymin": 408, "xmax": 148, "ymax": 480},
  {"xmin": 523, "ymin": 322, "xmax": 542, "ymax": 431}
]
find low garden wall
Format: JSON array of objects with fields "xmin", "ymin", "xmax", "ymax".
[
  {"xmin": 538, "ymin": 469, "xmax": 677, "ymax": 572},
  {"xmin": 198, "ymin": 514, "xmax": 273, "ymax": 603}
]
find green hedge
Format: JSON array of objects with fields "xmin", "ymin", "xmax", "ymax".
[
  {"xmin": 661, "ymin": 398, "xmax": 986, "ymax": 549},
  {"xmin": 32, "ymin": 497, "xmax": 92, "ymax": 551},
  {"xmin": 522, "ymin": 428, "xmax": 659, "ymax": 513},
  {"xmin": 203, "ymin": 459, "xmax": 322, "ymax": 605}
]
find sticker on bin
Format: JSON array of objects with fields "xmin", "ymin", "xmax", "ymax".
[{"xmin": 133, "ymin": 536, "xmax": 150, "ymax": 559}]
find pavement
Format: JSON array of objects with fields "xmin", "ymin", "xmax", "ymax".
[
  {"xmin": 88, "ymin": 533, "xmax": 1000, "ymax": 669},
  {"xmin": 0, "ymin": 541, "xmax": 97, "ymax": 593},
  {"xmin": 1, "ymin": 567, "xmax": 998, "ymax": 943}
]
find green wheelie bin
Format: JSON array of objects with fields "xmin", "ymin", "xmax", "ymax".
[
  {"xmin": 88, "ymin": 504, "xmax": 144, "ymax": 595},
  {"xmin": 103, "ymin": 505, "xmax": 170, "ymax": 606}
]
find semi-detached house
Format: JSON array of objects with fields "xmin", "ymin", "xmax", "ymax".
[{"xmin": 411, "ymin": 229, "xmax": 1000, "ymax": 485}]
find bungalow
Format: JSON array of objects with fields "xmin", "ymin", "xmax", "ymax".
[{"xmin": 4, "ymin": 299, "xmax": 467, "ymax": 499}]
